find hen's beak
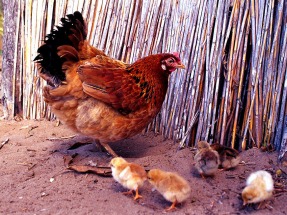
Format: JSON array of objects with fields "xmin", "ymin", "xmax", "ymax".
[{"xmin": 176, "ymin": 63, "xmax": 185, "ymax": 69}]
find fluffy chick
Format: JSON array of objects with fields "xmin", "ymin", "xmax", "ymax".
[
  {"xmin": 194, "ymin": 141, "xmax": 220, "ymax": 178},
  {"xmin": 147, "ymin": 169, "xmax": 191, "ymax": 211},
  {"xmin": 210, "ymin": 143, "xmax": 241, "ymax": 170},
  {"xmin": 110, "ymin": 157, "xmax": 147, "ymax": 200},
  {"xmin": 242, "ymin": 170, "xmax": 274, "ymax": 208}
]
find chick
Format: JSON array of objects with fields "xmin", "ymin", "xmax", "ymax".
[
  {"xmin": 147, "ymin": 169, "xmax": 191, "ymax": 211},
  {"xmin": 242, "ymin": 170, "xmax": 274, "ymax": 208},
  {"xmin": 194, "ymin": 141, "xmax": 220, "ymax": 178},
  {"xmin": 210, "ymin": 143, "xmax": 241, "ymax": 170},
  {"xmin": 110, "ymin": 157, "xmax": 147, "ymax": 200}
]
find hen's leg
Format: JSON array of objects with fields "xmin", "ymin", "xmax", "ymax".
[{"xmin": 94, "ymin": 140, "xmax": 118, "ymax": 157}]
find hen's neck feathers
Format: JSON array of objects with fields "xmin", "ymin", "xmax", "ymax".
[{"xmin": 128, "ymin": 54, "xmax": 171, "ymax": 109}]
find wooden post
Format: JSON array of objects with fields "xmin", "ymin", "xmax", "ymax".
[{"xmin": 1, "ymin": 0, "xmax": 19, "ymax": 119}]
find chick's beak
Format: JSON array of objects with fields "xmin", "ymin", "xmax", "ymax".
[{"xmin": 176, "ymin": 63, "xmax": 185, "ymax": 69}]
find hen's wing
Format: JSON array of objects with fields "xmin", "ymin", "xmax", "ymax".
[{"xmin": 77, "ymin": 56, "xmax": 151, "ymax": 114}]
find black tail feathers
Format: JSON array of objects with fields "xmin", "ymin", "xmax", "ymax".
[{"xmin": 34, "ymin": 11, "xmax": 87, "ymax": 86}]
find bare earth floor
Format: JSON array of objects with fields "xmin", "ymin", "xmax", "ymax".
[{"xmin": 0, "ymin": 119, "xmax": 287, "ymax": 215}]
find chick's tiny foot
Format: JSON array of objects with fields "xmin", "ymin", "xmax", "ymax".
[
  {"xmin": 134, "ymin": 188, "xmax": 142, "ymax": 200},
  {"xmin": 122, "ymin": 190, "xmax": 134, "ymax": 196},
  {"xmin": 134, "ymin": 194, "xmax": 143, "ymax": 200},
  {"xmin": 257, "ymin": 201, "xmax": 268, "ymax": 210},
  {"xmin": 166, "ymin": 200, "xmax": 177, "ymax": 211}
]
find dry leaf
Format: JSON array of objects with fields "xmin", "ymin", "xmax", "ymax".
[{"xmin": 67, "ymin": 165, "xmax": 112, "ymax": 177}]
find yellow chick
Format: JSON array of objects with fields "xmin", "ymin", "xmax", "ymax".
[
  {"xmin": 242, "ymin": 170, "xmax": 274, "ymax": 208},
  {"xmin": 210, "ymin": 143, "xmax": 241, "ymax": 170},
  {"xmin": 110, "ymin": 157, "xmax": 147, "ymax": 200},
  {"xmin": 147, "ymin": 169, "xmax": 191, "ymax": 211},
  {"xmin": 194, "ymin": 141, "xmax": 220, "ymax": 177}
]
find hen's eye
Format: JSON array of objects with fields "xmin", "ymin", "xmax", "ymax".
[{"xmin": 168, "ymin": 58, "xmax": 175, "ymax": 63}]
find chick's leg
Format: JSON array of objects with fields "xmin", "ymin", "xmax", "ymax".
[
  {"xmin": 166, "ymin": 200, "xmax": 177, "ymax": 211},
  {"xmin": 200, "ymin": 173, "xmax": 206, "ymax": 179},
  {"xmin": 133, "ymin": 188, "xmax": 142, "ymax": 200},
  {"xmin": 257, "ymin": 201, "xmax": 267, "ymax": 209},
  {"xmin": 122, "ymin": 190, "xmax": 133, "ymax": 196}
]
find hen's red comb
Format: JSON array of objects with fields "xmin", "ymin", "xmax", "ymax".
[{"xmin": 172, "ymin": 52, "xmax": 181, "ymax": 60}]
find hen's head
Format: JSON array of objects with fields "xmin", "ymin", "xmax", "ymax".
[{"xmin": 160, "ymin": 52, "xmax": 185, "ymax": 73}]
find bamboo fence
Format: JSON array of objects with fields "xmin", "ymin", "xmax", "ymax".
[{"xmin": 2, "ymin": 0, "xmax": 287, "ymax": 155}]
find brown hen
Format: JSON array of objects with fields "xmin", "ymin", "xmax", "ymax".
[{"xmin": 34, "ymin": 11, "xmax": 185, "ymax": 157}]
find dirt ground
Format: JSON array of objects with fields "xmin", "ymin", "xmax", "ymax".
[{"xmin": 0, "ymin": 118, "xmax": 287, "ymax": 215}]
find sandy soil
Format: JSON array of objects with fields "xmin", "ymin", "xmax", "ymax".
[{"xmin": 0, "ymin": 119, "xmax": 287, "ymax": 215}]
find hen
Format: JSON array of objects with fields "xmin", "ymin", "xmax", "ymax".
[{"xmin": 34, "ymin": 11, "xmax": 185, "ymax": 157}]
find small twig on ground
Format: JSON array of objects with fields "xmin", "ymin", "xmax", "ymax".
[
  {"xmin": 225, "ymin": 174, "xmax": 236, "ymax": 179},
  {"xmin": 222, "ymin": 188, "xmax": 241, "ymax": 195},
  {"xmin": 238, "ymin": 175, "xmax": 246, "ymax": 180},
  {"xmin": 0, "ymin": 138, "xmax": 9, "ymax": 150},
  {"xmin": 239, "ymin": 161, "xmax": 256, "ymax": 165},
  {"xmin": 16, "ymin": 162, "xmax": 36, "ymax": 170},
  {"xmin": 55, "ymin": 119, "xmax": 61, "ymax": 127},
  {"xmin": 20, "ymin": 125, "xmax": 38, "ymax": 131},
  {"xmin": 28, "ymin": 126, "xmax": 38, "ymax": 133},
  {"xmin": 46, "ymin": 135, "xmax": 76, "ymax": 141}
]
